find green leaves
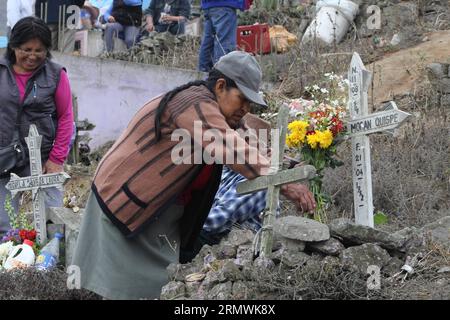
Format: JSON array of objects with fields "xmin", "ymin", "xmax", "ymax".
[{"xmin": 374, "ymin": 211, "xmax": 388, "ymax": 225}]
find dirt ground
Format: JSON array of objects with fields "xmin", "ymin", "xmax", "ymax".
[{"xmin": 368, "ymin": 30, "xmax": 450, "ymax": 105}]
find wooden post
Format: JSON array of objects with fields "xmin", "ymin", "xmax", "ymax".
[
  {"xmin": 237, "ymin": 104, "xmax": 316, "ymax": 257},
  {"xmin": 348, "ymin": 53, "xmax": 411, "ymax": 227}
]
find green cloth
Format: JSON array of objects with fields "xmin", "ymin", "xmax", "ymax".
[{"xmin": 71, "ymin": 193, "xmax": 184, "ymax": 300}]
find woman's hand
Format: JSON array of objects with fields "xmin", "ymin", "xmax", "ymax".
[
  {"xmin": 280, "ymin": 183, "xmax": 316, "ymax": 213},
  {"xmin": 43, "ymin": 159, "xmax": 63, "ymax": 174}
]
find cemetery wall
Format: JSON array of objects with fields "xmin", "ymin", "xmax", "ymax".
[{"xmin": 51, "ymin": 52, "xmax": 205, "ymax": 149}]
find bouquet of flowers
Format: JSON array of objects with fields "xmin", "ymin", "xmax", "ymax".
[
  {"xmin": 1, "ymin": 195, "xmax": 38, "ymax": 247},
  {"xmin": 286, "ymin": 73, "xmax": 349, "ymax": 223}
]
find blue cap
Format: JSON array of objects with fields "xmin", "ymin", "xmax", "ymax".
[{"xmin": 55, "ymin": 233, "xmax": 64, "ymax": 239}]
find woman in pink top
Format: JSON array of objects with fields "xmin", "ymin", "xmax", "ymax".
[{"xmin": 0, "ymin": 17, "xmax": 74, "ymax": 237}]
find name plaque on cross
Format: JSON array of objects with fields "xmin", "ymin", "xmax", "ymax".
[{"xmin": 6, "ymin": 125, "xmax": 70, "ymax": 244}]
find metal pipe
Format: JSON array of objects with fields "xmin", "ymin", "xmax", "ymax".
[
  {"xmin": 58, "ymin": 5, "xmax": 62, "ymax": 51},
  {"xmin": 44, "ymin": 2, "xmax": 48, "ymax": 23}
]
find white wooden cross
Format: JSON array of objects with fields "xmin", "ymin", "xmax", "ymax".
[
  {"xmin": 236, "ymin": 104, "xmax": 316, "ymax": 257},
  {"xmin": 347, "ymin": 53, "xmax": 411, "ymax": 227},
  {"xmin": 6, "ymin": 125, "xmax": 70, "ymax": 244}
]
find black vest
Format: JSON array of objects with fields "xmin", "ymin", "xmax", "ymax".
[
  {"xmin": 111, "ymin": 0, "xmax": 143, "ymax": 26},
  {"xmin": 0, "ymin": 58, "xmax": 63, "ymax": 173}
]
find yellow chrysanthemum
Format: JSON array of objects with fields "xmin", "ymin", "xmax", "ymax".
[
  {"xmin": 286, "ymin": 120, "xmax": 308, "ymax": 147},
  {"xmin": 306, "ymin": 132, "xmax": 319, "ymax": 149},
  {"xmin": 306, "ymin": 130, "xmax": 333, "ymax": 149},
  {"xmin": 317, "ymin": 129, "xmax": 333, "ymax": 149}
]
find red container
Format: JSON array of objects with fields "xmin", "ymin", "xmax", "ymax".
[{"xmin": 237, "ymin": 24, "xmax": 271, "ymax": 55}]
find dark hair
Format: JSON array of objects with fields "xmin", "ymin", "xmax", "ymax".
[
  {"xmin": 155, "ymin": 69, "xmax": 238, "ymax": 141},
  {"xmin": 5, "ymin": 16, "xmax": 52, "ymax": 64}
]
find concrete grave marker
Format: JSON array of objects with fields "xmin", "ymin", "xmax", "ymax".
[
  {"xmin": 6, "ymin": 125, "xmax": 70, "ymax": 244},
  {"xmin": 348, "ymin": 53, "xmax": 411, "ymax": 227},
  {"xmin": 237, "ymin": 104, "xmax": 316, "ymax": 257}
]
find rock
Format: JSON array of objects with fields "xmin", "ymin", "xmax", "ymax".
[
  {"xmin": 427, "ymin": 63, "xmax": 450, "ymax": 94},
  {"xmin": 200, "ymin": 271, "xmax": 222, "ymax": 291},
  {"xmin": 382, "ymin": 256, "xmax": 404, "ymax": 276},
  {"xmin": 191, "ymin": 245, "xmax": 217, "ymax": 267},
  {"xmin": 329, "ymin": 218, "xmax": 407, "ymax": 251},
  {"xmin": 226, "ymin": 229, "xmax": 255, "ymax": 247},
  {"xmin": 421, "ymin": 216, "xmax": 450, "ymax": 248},
  {"xmin": 160, "ymin": 281, "xmax": 186, "ymax": 300},
  {"xmin": 340, "ymin": 243, "xmax": 391, "ymax": 274},
  {"xmin": 216, "ymin": 243, "xmax": 238, "ymax": 259},
  {"xmin": 232, "ymin": 281, "xmax": 251, "ymax": 299},
  {"xmin": 253, "ymin": 256, "xmax": 275, "ymax": 270},
  {"xmin": 167, "ymin": 262, "xmax": 201, "ymax": 282},
  {"xmin": 207, "ymin": 282, "xmax": 233, "ymax": 300},
  {"xmin": 392, "ymin": 227, "xmax": 426, "ymax": 255},
  {"xmin": 306, "ymin": 238, "xmax": 345, "ymax": 256},
  {"xmin": 272, "ymin": 248, "xmax": 311, "ymax": 268},
  {"xmin": 277, "ymin": 237, "xmax": 306, "ymax": 252},
  {"xmin": 274, "ymin": 216, "xmax": 330, "ymax": 242},
  {"xmin": 321, "ymin": 255, "xmax": 340, "ymax": 267},
  {"xmin": 218, "ymin": 259, "xmax": 244, "ymax": 282},
  {"xmin": 234, "ymin": 245, "xmax": 254, "ymax": 269},
  {"xmin": 185, "ymin": 281, "xmax": 201, "ymax": 298}
]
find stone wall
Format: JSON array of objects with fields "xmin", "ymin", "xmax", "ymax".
[{"xmin": 161, "ymin": 215, "xmax": 450, "ymax": 299}]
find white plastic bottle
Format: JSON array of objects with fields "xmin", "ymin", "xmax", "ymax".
[
  {"xmin": 3, "ymin": 240, "xmax": 36, "ymax": 270},
  {"xmin": 35, "ymin": 233, "xmax": 63, "ymax": 271}
]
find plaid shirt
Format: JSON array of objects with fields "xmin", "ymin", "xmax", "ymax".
[{"xmin": 203, "ymin": 166, "xmax": 280, "ymax": 234}]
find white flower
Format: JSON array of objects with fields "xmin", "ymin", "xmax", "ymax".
[
  {"xmin": 313, "ymin": 85, "xmax": 320, "ymax": 91},
  {"xmin": 320, "ymin": 88, "xmax": 329, "ymax": 94}
]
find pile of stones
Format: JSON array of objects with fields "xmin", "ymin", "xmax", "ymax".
[{"xmin": 161, "ymin": 215, "xmax": 450, "ymax": 299}]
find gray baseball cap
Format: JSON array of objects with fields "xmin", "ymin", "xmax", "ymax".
[{"xmin": 214, "ymin": 51, "xmax": 268, "ymax": 107}]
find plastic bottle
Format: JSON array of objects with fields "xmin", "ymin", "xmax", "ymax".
[
  {"xmin": 35, "ymin": 233, "xmax": 63, "ymax": 271},
  {"xmin": 3, "ymin": 240, "xmax": 36, "ymax": 270}
]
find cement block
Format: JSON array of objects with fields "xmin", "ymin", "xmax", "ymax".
[{"xmin": 46, "ymin": 207, "xmax": 83, "ymax": 269}]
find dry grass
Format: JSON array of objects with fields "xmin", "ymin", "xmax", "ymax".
[{"xmin": 0, "ymin": 268, "xmax": 100, "ymax": 300}]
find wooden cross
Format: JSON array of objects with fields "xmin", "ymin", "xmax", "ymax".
[
  {"xmin": 236, "ymin": 104, "xmax": 316, "ymax": 257},
  {"xmin": 6, "ymin": 125, "xmax": 70, "ymax": 245},
  {"xmin": 347, "ymin": 53, "xmax": 411, "ymax": 227}
]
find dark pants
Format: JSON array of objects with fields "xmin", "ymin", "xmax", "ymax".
[{"xmin": 155, "ymin": 22, "xmax": 185, "ymax": 36}]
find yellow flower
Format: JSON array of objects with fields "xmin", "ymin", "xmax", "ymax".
[
  {"xmin": 306, "ymin": 130, "xmax": 333, "ymax": 149},
  {"xmin": 286, "ymin": 120, "xmax": 308, "ymax": 147},
  {"xmin": 318, "ymin": 129, "xmax": 333, "ymax": 149},
  {"xmin": 307, "ymin": 132, "xmax": 319, "ymax": 149}
]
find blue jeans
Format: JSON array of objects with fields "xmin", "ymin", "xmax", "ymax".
[
  {"xmin": 104, "ymin": 23, "xmax": 141, "ymax": 52},
  {"xmin": 198, "ymin": 7, "xmax": 237, "ymax": 72}
]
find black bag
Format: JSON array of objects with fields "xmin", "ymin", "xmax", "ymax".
[
  {"xmin": 0, "ymin": 132, "xmax": 26, "ymax": 175},
  {"xmin": 0, "ymin": 106, "xmax": 26, "ymax": 175}
]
